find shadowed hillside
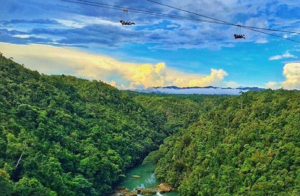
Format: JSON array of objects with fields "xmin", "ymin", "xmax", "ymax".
[{"xmin": 0, "ymin": 56, "xmax": 168, "ymax": 196}]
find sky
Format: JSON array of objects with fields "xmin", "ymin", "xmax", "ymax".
[{"xmin": 1, "ymin": 0, "xmax": 300, "ymax": 90}]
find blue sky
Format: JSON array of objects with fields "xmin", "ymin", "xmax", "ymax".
[{"xmin": 1, "ymin": 0, "xmax": 300, "ymax": 89}]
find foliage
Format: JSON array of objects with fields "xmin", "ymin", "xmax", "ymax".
[
  {"xmin": 0, "ymin": 169, "xmax": 13, "ymax": 196},
  {"xmin": 132, "ymin": 93, "xmax": 227, "ymax": 135},
  {"xmin": 0, "ymin": 56, "xmax": 168, "ymax": 195},
  {"xmin": 154, "ymin": 90, "xmax": 300, "ymax": 195},
  {"xmin": 3, "ymin": 55, "xmax": 298, "ymax": 196}
]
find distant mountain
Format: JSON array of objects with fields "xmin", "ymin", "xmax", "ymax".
[{"xmin": 136, "ymin": 86, "xmax": 266, "ymax": 95}]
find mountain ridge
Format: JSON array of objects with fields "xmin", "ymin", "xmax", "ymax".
[{"xmin": 135, "ymin": 86, "xmax": 267, "ymax": 95}]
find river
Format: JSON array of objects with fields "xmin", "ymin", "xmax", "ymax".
[{"xmin": 118, "ymin": 163, "xmax": 179, "ymax": 196}]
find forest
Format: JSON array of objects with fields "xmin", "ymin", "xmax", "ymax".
[
  {"xmin": 1, "ymin": 55, "xmax": 300, "ymax": 196},
  {"xmin": 0, "ymin": 56, "xmax": 223, "ymax": 195},
  {"xmin": 0, "ymin": 56, "xmax": 169, "ymax": 196},
  {"xmin": 151, "ymin": 90, "xmax": 300, "ymax": 196}
]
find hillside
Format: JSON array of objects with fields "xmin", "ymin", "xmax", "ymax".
[
  {"xmin": 152, "ymin": 90, "xmax": 300, "ymax": 196},
  {"xmin": 2, "ymin": 55, "xmax": 299, "ymax": 196},
  {"xmin": 132, "ymin": 93, "xmax": 228, "ymax": 135},
  {"xmin": 0, "ymin": 56, "xmax": 169, "ymax": 196}
]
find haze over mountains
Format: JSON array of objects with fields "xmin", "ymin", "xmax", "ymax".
[{"xmin": 136, "ymin": 86, "xmax": 267, "ymax": 95}]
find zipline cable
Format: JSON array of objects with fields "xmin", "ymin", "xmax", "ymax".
[
  {"xmin": 60, "ymin": 0, "xmax": 228, "ymax": 25},
  {"xmin": 145, "ymin": 0, "xmax": 300, "ymax": 35},
  {"xmin": 60, "ymin": 0, "xmax": 300, "ymax": 43},
  {"xmin": 244, "ymin": 27, "xmax": 300, "ymax": 44},
  {"xmin": 62, "ymin": 0, "xmax": 300, "ymax": 34},
  {"xmin": 145, "ymin": 0, "xmax": 232, "ymax": 25}
]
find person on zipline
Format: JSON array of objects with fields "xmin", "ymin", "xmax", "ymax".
[
  {"xmin": 120, "ymin": 20, "xmax": 135, "ymax": 25},
  {"xmin": 234, "ymin": 34, "xmax": 245, "ymax": 39}
]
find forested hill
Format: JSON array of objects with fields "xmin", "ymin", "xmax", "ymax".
[
  {"xmin": 152, "ymin": 90, "xmax": 300, "ymax": 196},
  {"xmin": 0, "ymin": 56, "xmax": 172, "ymax": 196},
  {"xmin": 3, "ymin": 55, "xmax": 299, "ymax": 196},
  {"xmin": 132, "ymin": 93, "xmax": 228, "ymax": 135}
]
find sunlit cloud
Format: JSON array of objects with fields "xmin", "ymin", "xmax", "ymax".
[
  {"xmin": 0, "ymin": 43, "xmax": 229, "ymax": 89},
  {"xmin": 281, "ymin": 63, "xmax": 300, "ymax": 89},
  {"xmin": 265, "ymin": 81, "xmax": 279, "ymax": 89}
]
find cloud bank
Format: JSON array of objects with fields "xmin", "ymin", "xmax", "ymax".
[
  {"xmin": 282, "ymin": 63, "xmax": 300, "ymax": 89},
  {"xmin": 0, "ymin": 43, "xmax": 228, "ymax": 89}
]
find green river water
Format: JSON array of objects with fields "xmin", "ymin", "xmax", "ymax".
[{"xmin": 118, "ymin": 163, "xmax": 179, "ymax": 196}]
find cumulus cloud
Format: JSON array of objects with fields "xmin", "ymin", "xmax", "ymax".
[
  {"xmin": 0, "ymin": 43, "xmax": 229, "ymax": 89},
  {"xmin": 265, "ymin": 81, "xmax": 279, "ymax": 89},
  {"xmin": 269, "ymin": 51, "xmax": 298, "ymax": 61},
  {"xmin": 281, "ymin": 63, "xmax": 300, "ymax": 89}
]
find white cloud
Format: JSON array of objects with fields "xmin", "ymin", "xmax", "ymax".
[
  {"xmin": 224, "ymin": 81, "xmax": 239, "ymax": 88},
  {"xmin": 55, "ymin": 19, "xmax": 85, "ymax": 28},
  {"xmin": 256, "ymin": 38, "xmax": 268, "ymax": 44},
  {"xmin": 3, "ymin": 0, "xmax": 300, "ymax": 50},
  {"xmin": 12, "ymin": 34, "xmax": 45, "ymax": 39},
  {"xmin": 269, "ymin": 51, "xmax": 297, "ymax": 61},
  {"xmin": 245, "ymin": 17, "xmax": 269, "ymax": 29},
  {"xmin": 281, "ymin": 63, "xmax": 300, "ymax": 90},
  {"xmin": 12, "ymin": 34, "xmax": 31, "ymax": 39},
  {"xmin": 265, "ymin": 81, "xmax": 279, "ymax": 89},
  {"xmin": 269, "ymin": 55, "xmax": 282, "ymax": 61},
  {"xmin": 77, "ymin": 16, "xmax": 122, "ymax": 27},
  {"xmin": 0, "ymin": 43, "xmax": 229, "ymax": 89},
  {"xmin": 55, "ymin": 16, "xmax": 121, "ymax": 29},
  {"xmin": 166, "ymin": 24, "xmax": 180, "ymax": 28}
]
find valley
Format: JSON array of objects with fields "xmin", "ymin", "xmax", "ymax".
[{"xmin": 1, "ymin": 56, "xmax": 300, "ymax": 196}]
